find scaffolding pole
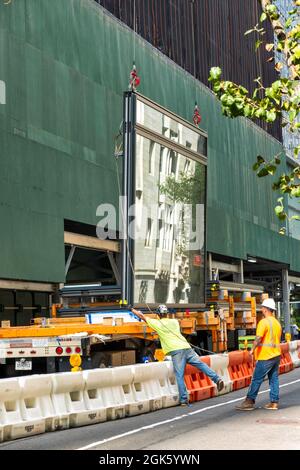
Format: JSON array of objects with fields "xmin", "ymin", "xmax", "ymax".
[{"xmin": 282, "ymin": 268, "xmax": 291, "ymax": 335}]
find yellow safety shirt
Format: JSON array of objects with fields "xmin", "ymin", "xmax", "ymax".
[
  {"xmin": 145, "ymin": 318, "xmax": 190, "ymax": 355},
  {"xmin": 255, "ymin": 316, "xmax": 282, "ymax": 361}
]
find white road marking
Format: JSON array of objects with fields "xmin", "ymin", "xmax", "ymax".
[{"xmin": 77, "ymin": 377, "xmax": 300, "ymax": 450}]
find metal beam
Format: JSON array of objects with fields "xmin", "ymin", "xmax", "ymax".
[
  {"xmin": 136, "ymin": 125, "xmax": 207, "ymax": 166},
  {"xmin": 282, "ymin": 268, "xmax": 291, "ymax": 335},
  {"xmin": 244, "ymin": 263, "xmax": 288, "ymax": 272},
  {"xmin": 218, "ymin": 280, "xmax": 264, "ymax": 293},
  {"xmin": 240, "ymin": 260, "xmax": 244, "ymax": 283},
  {"xmin": 122, "ymin": 92, "xmax": 135, "ymax": 305},
  {"xmin": 211, "ymin": 260, "xmax": 240, "ymax": 273},
  {"xmin": 65, "ymin": 245, "xmax": 76, "ymax": 277},
  {"xmin": 107, "ymin": 252, "xmax": 121, "ymax": 285},
  {"xmin": 208, "ymin": 253, "xmax": 213, "ymax": 281},
  {"xmin": 288, "ymin": 275, "xmax": 300, "ymax": 284}
]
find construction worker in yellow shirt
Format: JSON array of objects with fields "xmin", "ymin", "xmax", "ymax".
[
  {"xmin": 236, "ymin": 298, "xmax": 282, "ymax": 411},
  {"xmin": 132, "ymin": 304, "xmax": 224, "ymax": 406}
]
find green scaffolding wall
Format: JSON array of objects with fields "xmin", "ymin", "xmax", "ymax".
[{"xmin": 0, "ymin": 0, "xmax": 298, "ymax": 283}]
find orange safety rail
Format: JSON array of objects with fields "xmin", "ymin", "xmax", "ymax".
[
  {"xmin": 225, "ymin": 317, "xmax": 235, "ymax": 331},
  {"xmin": 234, "ymin": 314, "xmax": 256, "ymax": 329},
  {"xmin": 0, "ymin": 322, "xmax": 158, "ymax": 341},
  {"xmin": 184, "ymin": 356, "xmax": 216, "ymax": 403},
  {"xmin": 179, "ymin": 318, "xmax": 197, "ymax": 335},
  {"xmin": 228, "ymin": 351, "xmax": 248, "ymax": 390},
  {"xmin": 225, "ymin": 297, "xmax": 235, "ymax": 331},
  {"xmin": 195, "ymin": 312, "xmax": 219, "ymax": 327},
  {"xmin": 279, "ymin": 343, "xmax": 293, "ymax": 374},
  {"xmin": 175, "ymin": 311, "xmax": 220, "ymax": 329}
]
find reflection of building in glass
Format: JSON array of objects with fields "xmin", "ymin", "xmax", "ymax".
[{"xmin": 134, "ymin": 99, "xmax": 206, "ymax": 305}]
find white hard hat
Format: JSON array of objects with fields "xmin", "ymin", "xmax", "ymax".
[
  {"xmin": 157, "ymin": 304, "xmax": 168, "ymax": 315},
  {"xmin": 261, "ymin": 298, "xmax": 276, "ymax": 311}
]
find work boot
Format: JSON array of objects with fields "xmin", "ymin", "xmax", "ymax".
[
  {"xmin": 235, "ymin": 398, "xmax": 255, "ymax": 411},
  {"xmin": 264, "ymin": 402, "xmax": 278, "ymax": 410},
  {"xmin": 217, "ymin": 379, "xmax": 225, "ymax": 392},
  {"xmin": 180, "ymin": 401, "xmax": 191, "ymax": 407}
]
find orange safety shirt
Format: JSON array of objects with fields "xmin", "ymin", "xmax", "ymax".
[{"xmin": 255, "ymin": 316, "xmax": 282, "ymax": 361}]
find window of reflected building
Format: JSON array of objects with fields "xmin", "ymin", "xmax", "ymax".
[{"xmin": 132, "ymin": 96, "xmax": 207, "ymax": 306}]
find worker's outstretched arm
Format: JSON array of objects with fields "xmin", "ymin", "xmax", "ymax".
[{"xmin": 131, "ymin": 308, "xmax": 147, "ymax": 322}]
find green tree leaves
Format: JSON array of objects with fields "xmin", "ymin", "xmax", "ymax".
[{"xmin": 208, "ymin": 67, "xmax": 222, "ymax": 81}]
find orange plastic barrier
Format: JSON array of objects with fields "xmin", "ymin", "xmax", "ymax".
[
  {"xmin": 183, "ymin": 343, "xmax": 294, "ymax": 403},
  {"xmin": 240, "ymin": 351, "xmax": 255, "ymax": 386},
  {"xmin": 228, "ymin": 351, "xmax": 248, "ymax": 390},
  {"xmin": 279, "ymin": 343, "xmax": 293, "ymax": 374},
  {"xmin": 184, "ymin": 356, "xmax": 216, "ymax": 403}
]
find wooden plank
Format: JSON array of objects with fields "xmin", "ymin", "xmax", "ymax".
[
  {"xmin": 0, "ymin": 279, "xmax": 55, "ymax": 292},
  {"xmin": 196, "ymin": 318, "xmax": 219, "ymax": 326},
  {"xmin": 64, "ymin": 231, "xmax": 120, "ymax": 253}
]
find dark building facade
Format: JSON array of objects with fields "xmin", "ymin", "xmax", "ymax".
[{"xmin": 96, "ymin": 0, "xmax": 282, "ymax": 141}]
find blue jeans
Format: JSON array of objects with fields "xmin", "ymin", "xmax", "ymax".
[
  {"xmin": 169, "ymin": 348, "xmax": 220, "ymax": 403},
  {"xmin": 247, "ymin": 356, "xmax": 280, "ymax": 403}
]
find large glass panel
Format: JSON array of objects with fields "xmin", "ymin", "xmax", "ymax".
[
  {"xmin": 136, "ymin": 99, "xmax": 207, "ymax": 157},
  {"xmin": 133, "ymin": 134, "xmax": 206, "ymax": 305}
]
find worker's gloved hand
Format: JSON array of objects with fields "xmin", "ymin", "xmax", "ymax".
[{"xmin": 131, "ymin": 307, "xmax": 142, "ymax": 317}]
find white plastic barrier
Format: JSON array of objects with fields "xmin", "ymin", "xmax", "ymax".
[
  {"xmin": 51, "ymin": 372, "xmax": 101, "ymax": 427},
  {"xmin": 210, "ymin": 354, "xmax": 233, "ymax": 395},
  {"xmin": 151, "ymin": 362, "xmax": 179, "ymax": 408},
  {"xmin": 164, "ymin": 361, "xmax": 180, "ymax": 405},
  {"xmin": 111, "ymin": 366, "xmax": 149, "ymax": 416},
  {"xmin": 84, "ymin": 368, "xmax": 126, "ymax": 420},
  {"xmin": 82, "ymin": 369, "xmax": 107, "ymax": 423},
  {"xmin": 289, "ymin": 340, "xmax": 300, "ymax": 368},
  {"xmin": 19, "ymin": 374, "xmax": 67, "ymax": 432},
  {"xmin": 0, "ymin": 378, "xmax": 45, "ymax": 441},
  {"xmin": 132, "ymin": 363, "xmax": 166, "ymax": 411}
]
